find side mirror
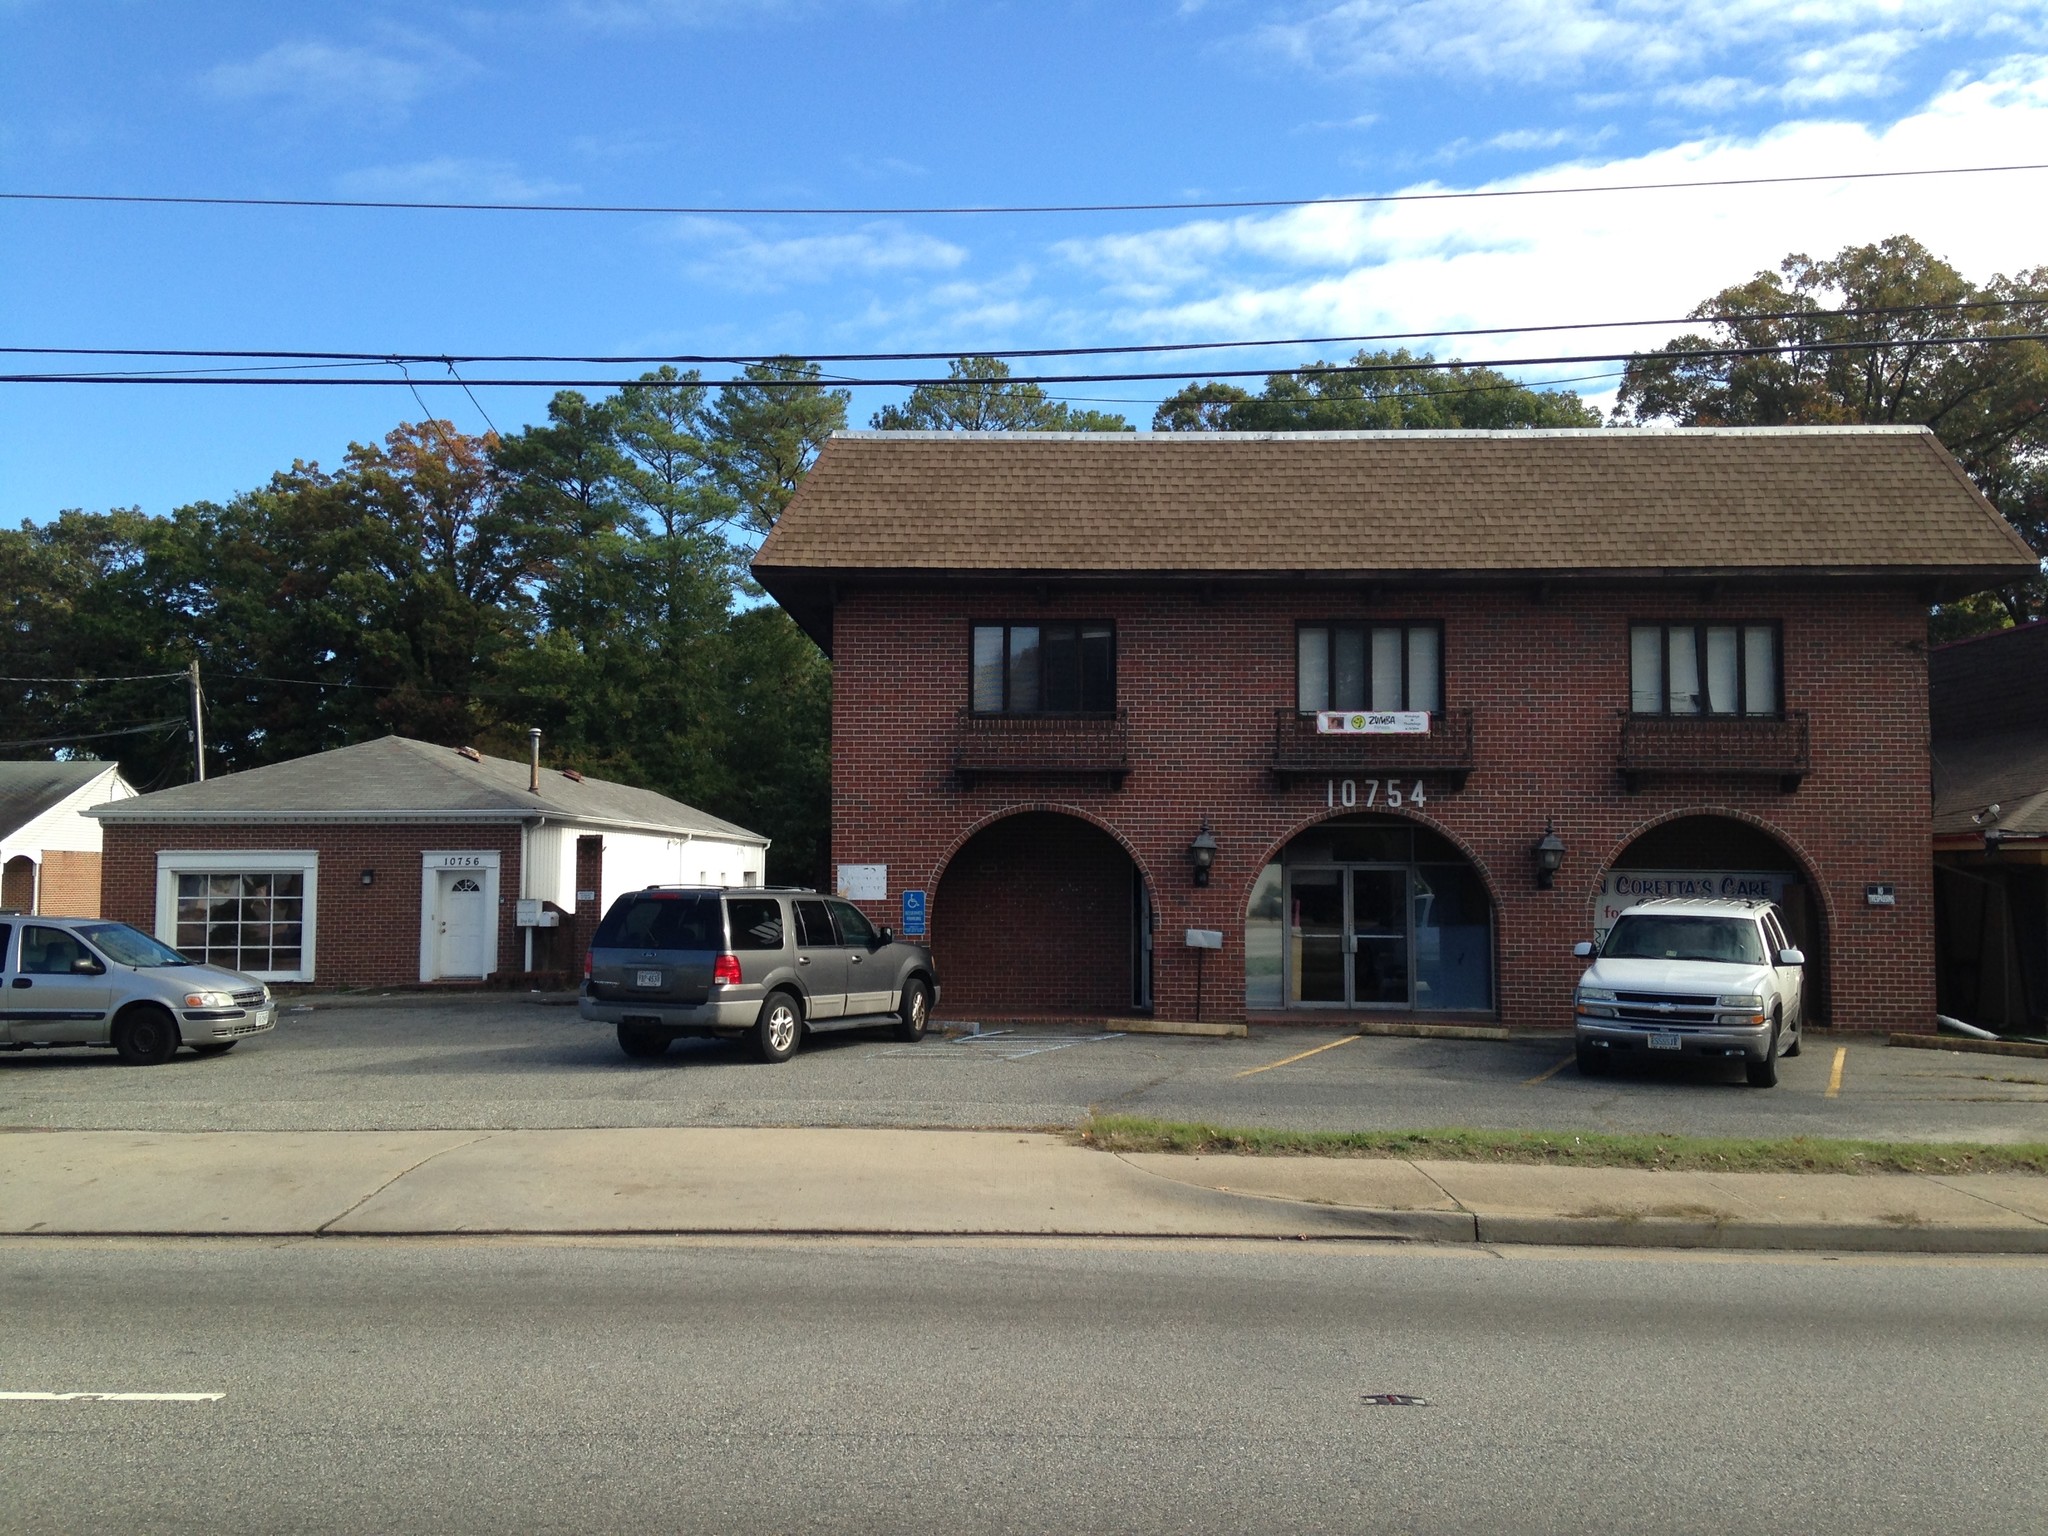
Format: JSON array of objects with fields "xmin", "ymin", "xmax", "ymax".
[
  {"xmin": 70, "ymin": 956, "xmax": 104, "ymax": 975},
  {"xmin": 1572, "ymin": 941, "xmax": 1596, "ymax": 959},
  {"xmin": 1778, "ymin": 948, "xmax": 1805, "ymax": 967},
  {"xmin": 876, "ymin": 927, "xmax": 894, "ymax": 946}
]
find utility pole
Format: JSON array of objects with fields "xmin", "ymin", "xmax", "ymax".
[{"xmin": 187, "ymin": 660, "xmax": 206, "ymax": 782}]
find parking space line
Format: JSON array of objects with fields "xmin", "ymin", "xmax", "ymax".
[
  {"xmin": 1826, "ymin": 1046, "xmax": 1848, "ymax": 1098},
  {"xmin": 1, "ymin": 1392, "xmax": 224, "ymax": 1403},
  {"xmin": 1234, "ymin": 1034, "xmax": 1359, "ymax": 1078},
  {"xmin": 1523, "ymin": 1054, "xmax": 1575, "ymax": 1085}
]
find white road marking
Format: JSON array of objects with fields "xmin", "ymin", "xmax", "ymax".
[{"xmin": 1, "ymin": 1391, "xmax": 224, "ymax": 1402}]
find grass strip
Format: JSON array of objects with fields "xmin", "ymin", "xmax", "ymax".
[{"xmin": 1080, "ymin": 1115, "xmax": 2048, "ymax": 1175}]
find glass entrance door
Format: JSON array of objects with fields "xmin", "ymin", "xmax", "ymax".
[
  {"xmin": 1285, "ymin": 867, "xmax": 1413, "ymax": 1008},
  {"xmin": 1350, "ymin": 868, "xmax": 1411, "ymax": 1006},
  {"xmin": 1288, "ymin": 869, "xmax": 1347, "ymax": 1004}
]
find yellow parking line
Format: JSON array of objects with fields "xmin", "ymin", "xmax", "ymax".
[
  {"xmin": 1523, "ymin": 1054, "xmax": 1575, "ymax": 1086},
  {"xmin": 1234, "ymin": 1033, "xmax": 1360, "ymax": 1078},
  {"xmin": 1826, "ymin": 1046, "xmax": 1848, "ymax": 1099}
]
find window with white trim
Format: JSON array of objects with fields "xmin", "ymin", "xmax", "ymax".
[{"xmin": 175, "ymin": 870, "xmax": 305, "ymax": 974}]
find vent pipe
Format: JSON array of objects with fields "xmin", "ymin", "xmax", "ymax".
[{"xmin": 528, "ymin": 728, "xmax": 542, "ymax": 792}]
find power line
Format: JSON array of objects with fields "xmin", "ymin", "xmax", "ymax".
[
  {"xmin": 5, "ymin": 161, "xmax": 2045, "ymax": 219},
  {"xmin": 5, "ymin": 298, "xmax": 2037, "ymax": 368},
  {"xmin": 0, "ymin": 718, "xmax": 187, "ymax": 751},
  {"xmin": 5, "ymin": 330, "xmax": 2045, "ymax": 391},
  {"xmin": 0, "ymin": 670, "xmax": 187, "ymax": 683}
]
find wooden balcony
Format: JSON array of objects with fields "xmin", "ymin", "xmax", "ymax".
[
  {"xmin": 1617, "ymin": 709, "xmax": 1810, "ymax": 793},
  {"xmin": 953, "ymin": 709, "xmax": 1131, "ymax": 789},
  {"xmin": 1270, "ymin": 708, "xmax": 1475, "ymax": 790}
]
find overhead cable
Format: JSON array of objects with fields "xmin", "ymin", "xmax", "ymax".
[
  {"xmin": 5, "ymin": 330, "xmax": 2045, "ymax": 390},
  {"xmin": 4, "ymin": 297, "xmax": 2039, "ymax": 369},
  {"xmin": 4, "ymin": 161, "xmax": 2045, "ymax": 219}
]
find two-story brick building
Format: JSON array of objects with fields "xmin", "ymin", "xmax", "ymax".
[{"xmin": 753, "ymin": 426, "xmax": 2037, "ymax": 1035}]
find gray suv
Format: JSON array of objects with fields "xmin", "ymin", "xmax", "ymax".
[
  {"xmin": 0, "ymin": 914, "xmax": 275, "ymax": 1064},
  {"xmin": 580, "ymin": 886, "xmax": 941, "ymax": 1062}
]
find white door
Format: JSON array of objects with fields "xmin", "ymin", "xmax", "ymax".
[{"xmin": 436, "ymin": 873, "xmax": 491, "ymax": 978}]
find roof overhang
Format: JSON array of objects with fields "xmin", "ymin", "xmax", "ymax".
[{"xmin": 86, "ymin": 805, "xmax": 770, "ymax": 846}]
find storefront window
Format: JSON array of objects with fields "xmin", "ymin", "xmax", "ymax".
[
  {"xmin": 1244, "ymin": 862, "xmax": 1283, "ymax": 1010},
  {"xmin": 174, "ymin": 871, "xmax": 304, "ymax": 974},
  {"xmin": 1413, "ymin": 863, "xmax": 1493, "ymax": 1011}
]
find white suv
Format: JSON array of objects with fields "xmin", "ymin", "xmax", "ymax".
[{"xmin": 1572, "ymin": 898, "xmax": 1805, "ymax": 1087}]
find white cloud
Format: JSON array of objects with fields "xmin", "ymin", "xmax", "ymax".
[
  {"xmin": 1051, "ymin": 56, "xmax": 2048, "ymax": 410},
  {"xmin": 335, "ymin": 158, "xmax": 576, "ymax": 203},
  {"xmin": 1259, "ymin": 1, "xmax": 2048, "ymax": 105},
  {"xmin": 664, "ymin": 217, "xmax": 969, "ymax": 289},
  {"xmin": 202, "ymin": 36, "xmax": 476, "ymax": 115}
]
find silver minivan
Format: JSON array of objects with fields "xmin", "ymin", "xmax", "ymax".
[{"xmin": 0, "ymin": 914, "xmax": 275, "ymax": 1064}]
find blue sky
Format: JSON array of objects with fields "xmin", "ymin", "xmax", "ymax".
[{"xmin": 5, "ymin": 0, "xmax": 2048, "ymax": 523}]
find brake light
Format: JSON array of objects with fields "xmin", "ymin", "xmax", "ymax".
[
  {"xmin": 712, "ymin": 953, "xmax": 743, "ymax": 987},
  {"xmin": 583, "ymin": 950, "xmax": 593, "ymax": 981}
]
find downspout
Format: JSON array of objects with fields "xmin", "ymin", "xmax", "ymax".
[{"xmin": 525, "ymin": 730, "xmax": 542, "ymax": 972}]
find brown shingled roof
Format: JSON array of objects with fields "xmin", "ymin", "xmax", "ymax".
[{"xmin": 753, "ymin": 427, "xmax": 2036, "ymax": 647}]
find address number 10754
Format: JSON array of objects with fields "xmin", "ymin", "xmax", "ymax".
[{"xmin": 1327, "ymin": 778, "xmax": 1426, "ymax": 809}]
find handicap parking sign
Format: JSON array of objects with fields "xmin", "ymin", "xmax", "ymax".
[{"xmin": 901, "ymin": 889, "xmax": 927, "ymax": 937}]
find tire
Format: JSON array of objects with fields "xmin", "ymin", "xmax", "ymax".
[
  {"xmin": 188, "ymin": 1042, "xmax": 237, "ymax": 1057},
  {"xmin": 1746, "ymin": 1017, "xmax": 1781, "ymax": 1088},
  {"xmin": 894, "ymin": 979, "xmax": 931, "ymax": 1043},
  {"xmin": 1576, "ymin": 1041, "xmax": 1608, "ymax": 1077},
  {"xmin": 752, "ymin": 991, "xmax": 802, "ymax": 1064},
  {"xmin": 111, "ymin": 1005, "xmax": 180, "ymax": 1066},
  {"xmin": 1783, "ymin": 1009, "xmax": 1803, "ymax": 1057},
  {"xmin": 617, "ymin": 1023, "xmax": 670, "ymax": 1059}
]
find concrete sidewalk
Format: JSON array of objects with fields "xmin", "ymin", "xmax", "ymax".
[{"xmin": 4, "ymin": 1127, "xmax": 2047, "ymax": 1253}]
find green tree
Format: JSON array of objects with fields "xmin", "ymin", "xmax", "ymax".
[
  {"xmin": 1153, "ymin": 348, "xmax": 1601, "ymax": 431},
  {"xmin": 701, "ymin": 358, "xmax": 851, "ymax": 534},
  {"xmin": 872, "ymin": 355, "xmax": 1131, "ymax": 433},
  {"xmin": 1614, "ymin": 235, "xmax": 2048, "ymax": 633}
]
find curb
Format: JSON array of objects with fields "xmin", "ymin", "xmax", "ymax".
[{"xmin": 1889, "ymin": 1034, "xmax": 2048, "ymax": 1060}]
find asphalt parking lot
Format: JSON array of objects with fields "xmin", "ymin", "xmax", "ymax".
[{"xmin": 4, "ymin": 993, "xmax": 2046, "ymax": 1142}]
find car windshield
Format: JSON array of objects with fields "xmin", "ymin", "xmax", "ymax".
[
  {"xmin": 76, "ymin": 922, "xmax": 193, "ymax": 968},
  {"xmin": 1603, "ymin": 914, "xmax": 1766, "ymax": 966}
]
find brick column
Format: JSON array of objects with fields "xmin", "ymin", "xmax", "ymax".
[{"xmin": 572, "ymin": 835, "xmax": 606, "ymax": 973}]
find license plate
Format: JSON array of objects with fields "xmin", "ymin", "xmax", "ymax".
[
  {"xmin": 1647, "ymin": 1032, "xmax": 1682, "ymax": 1051},
  {"xmin": 635, "ymin": 969, "xmax": 662, "ymax": 989}
]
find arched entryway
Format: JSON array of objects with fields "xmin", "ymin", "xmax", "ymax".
[
  {"xmin": 1245, "ymin": 813, "xmax": 1497, "ymax": 1016},
  {"xmin": 931, "ymin": 810, "xmax": 1152, "ymax": 1016},
  {"xmin": 1600, "ymin": 814, "xmax": 1830, "ymax": 1024},
  {"xmin": 1, "ymin": 854, "xmax": 36, "ymax": 914}
]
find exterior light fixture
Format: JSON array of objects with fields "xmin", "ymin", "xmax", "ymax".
[
  {"xmin": 1532, "ymin": 823, "xmax": 1566, "ymax": 890},
  {"xmin": 360, "ymin": 869, "xmax": 376, "ymax": 887},
  {"xmin": 1188, "ymin": 820, "xmax": 1218, "ymax": 887}
]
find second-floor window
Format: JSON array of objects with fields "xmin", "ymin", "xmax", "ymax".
[
  {"xmin": 1630, "ymin": 623, "xmax": 1780, "ymax": 716},
  {"xmin": 1297, "ymin": 623, "xmax": 1442, "ymax": 714},
  {"xmin": 972, "ymin": 623, "xmax": 1115, "ymax": 715}
]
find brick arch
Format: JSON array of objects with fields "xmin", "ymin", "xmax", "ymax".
[
  {"xmin": 1589, "ymin": 804, "xmax": 1839, "ymax": 937},
  {"xmin": 1236, "ymin": 803, "xmax": 1505, "ymax": 915},
  {"xmin": 929, "ymin": 801, "xmax": 1161, "ymax": 919},
  {"xmin": 929, "ymin": 804, "xmax": 1154, "ymax": 1018}
]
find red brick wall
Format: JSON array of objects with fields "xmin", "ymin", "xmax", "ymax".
[
  {"xmin": 829, "ymin": 584, "xmax": 1935, "ymax": 1032},
  {"xmin": 931, "ymin": 810, "xmax": 1135, "ymax": 1015},
  {"xmin": 98, "ymin": 822, "xmax": 526, "ymax": 988},
  {"xmin": 37, "ymin": 850, "xmax": 102, "ymax": 917}
]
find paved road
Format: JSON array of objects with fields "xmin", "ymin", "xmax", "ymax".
[
  {"xmin": 3, "ymin": 1236, "xmax": 2044, "ymax": 1534},
  {"xmin": 3, "ymin": 994, "xmax": 2045, "ymax": 1141}
]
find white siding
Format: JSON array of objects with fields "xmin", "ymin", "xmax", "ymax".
[
  {"xmin": 0, "ymin": 766, "xmax": 134, "ymax": 862},
  {"xmin": 597, "ymin": 832, "xmax": 767, "ymax": 916},
  {"xmin": 520, "ymin": 823, "xmax": 577, "ymax": 909}
]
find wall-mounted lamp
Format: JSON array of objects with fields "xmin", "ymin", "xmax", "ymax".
[
  {"xmin": 1188, "ymin": 820, "xmax": 1218, "ymax": 887},
  {"xmin": 1532, "ymin": 823, "xmax": 1566, "ymax": 890},
  {"xmin": 360, "ymin": 868, "xmax": 376, "ymax": 887}
]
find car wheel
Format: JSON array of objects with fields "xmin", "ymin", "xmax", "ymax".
[
  {"xmin": 1746, "ymin": 1016, "xmax": 1781, "ymax": 1088},
  {"xmin": 894, "ymin": 979, "xmax": 931, "ymax": 1043},
  {"xmin": 111, "ymin": 1005, "xmax": 180, "ymax": 1066},
  {"xmin": 1575, "ymin": 1041, "xmax": 1608, "ymax": 1077},
  {"xmin": 617, "ymin": 1023, "xmax": 669, "ymax": 1059},
  {"xmin": 753, "ymin": 991, "xmax": 802, "ymax": 1063},
  {"xmin": 188, "ymin": 1042, "xmax": 237, "ymax": 1057}
]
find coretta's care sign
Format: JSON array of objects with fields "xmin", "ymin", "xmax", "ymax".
[{"xmin": 1315, "ymin": 711, "xmax": 1431, "ymax": 735}]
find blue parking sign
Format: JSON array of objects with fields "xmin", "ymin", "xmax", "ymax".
[{"xmin": 900, "ymin": 889, "xmax": 927, "ymax": 937}]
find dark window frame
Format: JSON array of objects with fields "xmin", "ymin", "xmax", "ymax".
[
  {"xmin": 1628, "ymin": 620, "xmax": 1784, "ymax": 718},
  {"xmin": 968, "ymin": 620, "xmax": 1118, "ymax": 718},
  {"xmin": 1293, "ymin": 620, "xmax": 1446, "ymax": 715}
]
